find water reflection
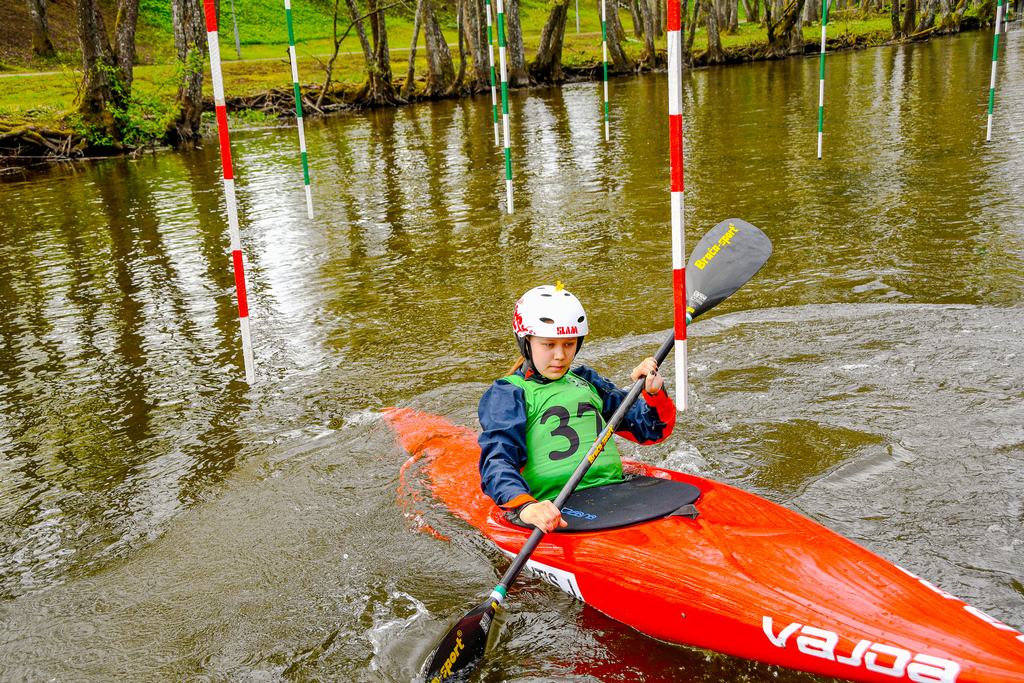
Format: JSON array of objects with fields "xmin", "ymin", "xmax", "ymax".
[{"xmin": 0, "ymin": 27, "xmax": 1021, "ymax": 682}]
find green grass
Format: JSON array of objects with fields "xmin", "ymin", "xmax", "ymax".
[
  {"xmin": 1, "ymin": 0, "xmax": 607, "ymax": 116},
  {"xmin": 0, "ymin": 0, "xmax": 926, "ymax": 143}
]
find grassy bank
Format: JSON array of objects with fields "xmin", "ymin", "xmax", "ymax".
[{"xmin": 0, "ymin": 0, "xmax": 990, "ymax": 159}]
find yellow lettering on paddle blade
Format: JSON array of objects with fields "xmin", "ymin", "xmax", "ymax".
[
  {"xmin": 695, "ymin": 224, "xmax": 740, "ymax": 270},
  {"xmin": 437, "ymin": 631, "xmax": 466, "ymax": 679}
]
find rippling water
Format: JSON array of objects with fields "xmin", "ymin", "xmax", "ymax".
[{"xmin": 0, "ymin": 28, "xmax": 1022, "ymax": 682}]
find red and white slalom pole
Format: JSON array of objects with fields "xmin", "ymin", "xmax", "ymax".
[
  {"xmin": 667, "ymin": 0, "xmax": 686, "ymax": 411},
  {"xmin": 202, "ymin": 0, "xmax": 256, "ymax": 384}
]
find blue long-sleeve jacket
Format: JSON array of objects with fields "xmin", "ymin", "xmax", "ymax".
[{"xmin": 478, "ymin": 365, "xmax": 676, "ymax": 508}]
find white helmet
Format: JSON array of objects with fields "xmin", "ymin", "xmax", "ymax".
[{"xmin": 512, "ymin": 283, "xmax": 589, "ymax": 358}]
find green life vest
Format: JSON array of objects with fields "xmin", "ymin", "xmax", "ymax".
[{"xmin": 504, "ymin": 370, "xmax": 624, "ymax": 502}]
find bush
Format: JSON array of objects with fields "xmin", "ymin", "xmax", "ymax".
[{"xmin": 68, "ymin": 63, "xmax": 177, "ymax": 149}]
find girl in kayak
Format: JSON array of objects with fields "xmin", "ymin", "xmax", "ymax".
[{"xmin": 478, "ymin": 283, "xmax": 676, "ymax": 533}]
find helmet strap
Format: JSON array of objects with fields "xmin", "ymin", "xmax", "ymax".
[
  {"xmin": 515, "ymin": 335, "xmax": 584, "ymax": 377},
  {"xmin": 516, "ymin": 335, "xmax": 534, "ymax": 376}
]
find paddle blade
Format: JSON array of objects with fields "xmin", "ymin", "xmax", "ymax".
[
  {"xmin": 422, "ymin": 598, "xmax": 496, "ymax": 682},
  {"xmin": 686, "ymin": 218, "xmax": 772, "ymax": 321}
]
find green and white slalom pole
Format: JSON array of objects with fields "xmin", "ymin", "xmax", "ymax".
[
  {"xmin": 817, "ymin": 0, "xmax": 829, "ymax": 159},
  {"xmin": 496, "ymin": 0, "xmax": 514, "ymax": 213},
  {"xmin": 601, "ymin": 0, "xmax": 610, "ymax": 141},
  {"xmin": 486, "ymin": 0, "xmax": 500, "ymax": 146},
  {"xmin": 284, "ymin": 0, "xmax": 314, "ymax": 218},
  {"xmin": 986, "ymin": 0, "xmax": 1004, "ymax": 142},
  {"xmin": 229, "ymin": 0, "xmax": 242, "ymax": 59}
]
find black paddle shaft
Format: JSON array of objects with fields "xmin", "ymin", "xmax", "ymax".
[{"xmin": 495, "ymin": 331, "xmax": 676, "ymax": 592}]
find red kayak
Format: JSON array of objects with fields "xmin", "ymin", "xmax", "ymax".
[{"xmin": 387, "ymin": 407, "xmax": 1024, "ymax": 683}]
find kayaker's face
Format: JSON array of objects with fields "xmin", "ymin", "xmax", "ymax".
[{"xmin": 529, "ymin": 336, "xmax": 578, "ymax": 380}]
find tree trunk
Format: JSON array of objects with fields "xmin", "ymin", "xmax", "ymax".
[
  {"xmin": 765, "ymin": 0, "xmax": 806, "ymax": 54},
  {"xmin": 629, "ymin": 0, "xmax": 645, "ymax": 37},
  {"xmin": 532, "ymin": 0, "xmax": 570, "ymax": 82},
  {"xmin": 114, "ymin": 0, "xmax": 140, "ymax": 93},
  {"xmin": 934, "ymin": 0, "xmax": 954, "ymax": 31},
  {"xmin": 685, "ymin": 0, "xmax": 700, "ymax": 60},
  {"xmin": 505, "ymin": 0, "xmax": 530, "ymax": 85},
  {"xmin": 890, "ymin": 0, "xmax": 903, "ymax": 37},
  {"xmin": 76, "ymin": 0, "xmax": 124, "ymax": 139},
  {"xmin": 370, "ymin": 0, "xmax": 394, "ymax": 92},
  {"xmin": 466, "ymin": 0, "xmax": 489, "ymax": 89},
  {"xmin": 26, "ymin": 0, "xmax": 56, "ymax": 57},
  {"xmin": 423, "ymin": 0, "xmax": 455, "ymax": 94},
  {"xmin": 611, "ymin": 0, "xmax": 628, "ymax": 42},
  {"xmin": 637, "ymin": 0, "xmax": 657, "ymax": 64},
  {"xmin": 787, "ymin": 0, "xmax": 804, "ymax": 52},
  {"xmin": 915, "ymin": 0, "xmax": 935, "ymax": 31},
  {"xmin": 451, "ymin": 0, "xmax": 467, "ymax": 93},
  {"xmin": 741, "ymin": 0, "xmax": 756, "ymax": 22},
  {"xmin": 344, "ymin": 0, "xmax": 399, "ymax": 104},
  {"xmin": 402, "ymin": 0, "xmax": 425, "ymax": 97},
  {"xmin": 654, "ymin": 0, "xmax": 665, "ymax": 36},
  {"xmin": 168, "ymin": 0, "xmax": 205, "ymax": 144},
  {"xmin": 949, "ymin": 0, "xmax": 969, "ymax": 31},
  {"xmin": 703, "ymin": 0, "xmax": 725, "ymax": 61},
  {"xmin": 727, "ymin": 0, "xmax": 740, "ymax": 30},
  {"xmin": 344, "ymin": 0, "xmax": 376, "ymax": 78},
  {"xmin": 901, "ymin": 0, "xmax": 916, "ymax": 33},
  {"xmin": 602, "ymin": 0, "xmax": 634, "ymax": 70},
  {"xmin": 74, "ymin": 0, "xmax": 139, "ymax": 137}
]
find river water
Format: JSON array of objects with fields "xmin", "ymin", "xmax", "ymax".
[{"xmin": 1, "ymin": 28, "xmax": 1022, "ymax": 682}]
